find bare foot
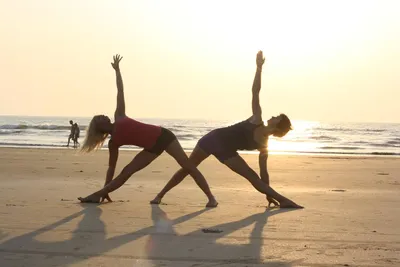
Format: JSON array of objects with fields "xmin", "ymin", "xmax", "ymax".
[
  {"xmin": 279, "ymin": 200, "xmax": 304, "ymax": 209},
  {"xmin": 78, "ymin": 194, "xmax": 101, "ymax": 203},
  {"xmin": 150, "ymin": 196, "xmax": 162, "ymax": 205},
  {"xmin": 206, "ymin": 198, "xmax": 218, "ymax": 208}
]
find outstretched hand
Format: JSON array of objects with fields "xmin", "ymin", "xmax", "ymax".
[
  {"xmin": 279, "ymin": 199, "xmax": 304, "ymax": 209},
  {"xmin": 256, "ymin": 50, "xmax": 265, "ymax": 68},
  {"xmin": 267, "ymin": 196, "xmax": 279, "ymax": 208},
  {"xmin": 101, "ymin": 194, "xmax": 112, "ymax": 203},
  {"xmin": 111, "ymin": 54, "xmax": 123, "ymax": 71}
]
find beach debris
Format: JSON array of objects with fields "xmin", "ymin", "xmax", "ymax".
[
  {"xmin": 6, "ymin": 204, "xmax": 25, "ymax": 207},
  {"xmin": 202, "ymin": 228, "xmax": 223, "ymax": 234},
  {"xmin": 331, "ymin": 189, "xmax": 346, "ymax": 192},
  {"xmin": 377, "ymin": 172, "xmax": 389, "ymax": 175},
  {"xmin": 61, "ymin": 198, "xmax": 73, "ymax": 201}
]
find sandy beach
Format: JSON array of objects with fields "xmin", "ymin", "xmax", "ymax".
[{"xmin": 0, "ymin": 147, "xmax": 399, "ymax": 266}]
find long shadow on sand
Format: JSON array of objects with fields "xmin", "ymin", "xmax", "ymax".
[{"xmin": 0, "ymin": 204, "xmax": 299, "ymax": 266}]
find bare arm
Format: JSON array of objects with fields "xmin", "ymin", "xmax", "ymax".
[
  {"xmin": 106, "ymin": 141, "xmax": 119, "ymax": 184},
  {"xmin": 250, "ymin": 51, "xmax": 265, "ymax": 124},
  {"xmin": 111, "ymin": 54, "xmax": 126, "ymax": 120},
  {"xmin": 258, "ymin": 148, "xmax": 269, "ymax": 185},
  {"xmin": 259, "ymin": 148, "xmax": 279, "ymax": 207},
  {"xmin": 102, "ymin": 140, "xmax": 119, "ymax": 202}
]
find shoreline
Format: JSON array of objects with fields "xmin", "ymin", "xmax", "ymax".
[{"xmin": 0, "ymin": 145, "xmax": 399, "ymax": 158}]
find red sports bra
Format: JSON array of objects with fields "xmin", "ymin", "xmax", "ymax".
[{"xmin": 111, "ymin": 117, "xmax": 162, "ymax": 149}]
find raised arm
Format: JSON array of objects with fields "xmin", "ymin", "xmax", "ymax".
[
  {"xmin": 250, "ymin": 51, "xmax": 265, "ymax": 124},
  {"xmin": 111, "ymin": 54, "xmax": 126, "ymax": 120}
]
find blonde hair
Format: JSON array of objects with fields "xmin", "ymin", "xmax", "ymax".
[{"xmin": 81, "ymin": 116, "xmax": 109, "ymax": 153}]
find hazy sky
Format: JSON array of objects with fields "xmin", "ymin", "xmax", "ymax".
[{"xmin": 1, "ymin": 0, "xmax": 399, "ymax": 123}]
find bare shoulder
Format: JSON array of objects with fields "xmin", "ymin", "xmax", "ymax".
[{"xmin": 248, "ymin": 115, "xmax": 263, "ymax": 125}]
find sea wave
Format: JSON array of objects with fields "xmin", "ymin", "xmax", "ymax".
[
  {"xmin": 311, "ymin": 135, "xmax": 340, "ymax": 141},
  {"xmin": 168, "ymin": 126, "xmax": 214, "ymax": 134},
  {"xmin": 0, "ymin": 130, "xmax": 24, "ymax": 135},
  {"xmin": 371, "ymin": 152, "xmax": 400, "ymax": 156},
  {"xmin": 320, "ymin": 146, "xmax": 363, "ymax": 150},
  {"xmin": 365, "ymin": 129, "xmax": 386, "ymax": 132},
  {"xmin": 0, "ymin": 124, "xmax": 87, "ymax": 131},
  {"xmin": 315, "ymin": 127, "xmax": 386, "ymax": 133},
  {"xmin": 314, "ymin": 127, "xmax": 353, "ymax": 132},
  {"xmin": 350, "ymin": 141, "xmax": 369, "ymax": 144},
  {"xmin": 370, "ymin": 142, "xmax": 400, "ymax": 148},
  {"xmin": 387, "ymin": 139, "xmax": 400, "ymax": 145},
  {"xmin": 175, "ymin": 133, "xmax": 200, "ymax": 140}
]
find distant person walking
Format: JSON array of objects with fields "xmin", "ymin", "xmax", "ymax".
[
  {"xmin": 67, "ymin": 120, "xmax": 77, "ymax": 147},
  {"xmin": 73, "ymin": 123, "xmax": 80, "ymax": 148}
]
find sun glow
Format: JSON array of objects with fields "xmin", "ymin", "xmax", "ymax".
[{"xmin": 267, "ymin": 120, "xmax": 321, "ymax": 153}]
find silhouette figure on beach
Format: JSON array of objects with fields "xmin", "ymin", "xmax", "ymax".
[
  {"xmin": 67, "ymin": 121, "xmax": 80, "ymax": 149},
  {"xmin": 72, "ymin": 123, "xmax": 80, "ymax": 148}
]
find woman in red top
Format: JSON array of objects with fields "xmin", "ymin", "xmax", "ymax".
[{"xmin": 78, "ymin": 55, "xmax": 218, "ymax": 207}]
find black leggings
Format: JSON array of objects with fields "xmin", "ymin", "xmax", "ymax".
[{"xmin": 144, "ymin": 128, "xmax": 177, "ymax": 155}]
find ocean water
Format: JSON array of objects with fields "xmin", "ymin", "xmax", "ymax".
[{"xmin": 0, "ymin": 116, "xmax": 399, "ymax": 156}]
